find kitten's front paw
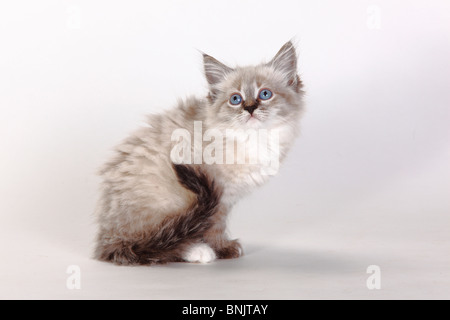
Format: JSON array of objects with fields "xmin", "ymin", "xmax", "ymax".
[
  {"xmin": 216, "ymin": 239, "xmax": 243, "ymax": 259},
  {"xmin": 183, "ymin": 243, "xmax": 216, "ymax": 264}
]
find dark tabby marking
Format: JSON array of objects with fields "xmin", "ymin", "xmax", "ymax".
[{"xmin": 95, "ymin": 165, "xmax": 222, "ymax": 265}]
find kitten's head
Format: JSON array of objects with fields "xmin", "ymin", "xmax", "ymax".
[{"xmin": 203, "ymin": 41, "xmax": 304, "ymax": 130}]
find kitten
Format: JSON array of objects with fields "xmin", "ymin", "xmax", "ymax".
[{"xmin": 94, "ymin": 41, "xmax": 305, "ymax": 265}]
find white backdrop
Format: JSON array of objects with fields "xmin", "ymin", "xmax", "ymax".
[{"xmin": 0, "ymin": 0, "xmax": 449, "ymax": 299}]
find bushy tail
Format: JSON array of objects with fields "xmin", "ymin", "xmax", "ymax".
[{"xmin": 95, "ymin": 164, "xmax": 222, "ymax": 265}]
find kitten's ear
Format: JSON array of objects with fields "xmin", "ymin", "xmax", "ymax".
[
  {"xmin": 268, "ymin": 41, "xmax": 300, "ymax": 89},
  {"xmin": 203, "ymin": 54, "xmax": 232, "ymax": 98}
]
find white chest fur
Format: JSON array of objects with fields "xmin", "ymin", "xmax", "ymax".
[{"xmin": 211, "ymin": 125, "xmax": 296, "ymax": 206}]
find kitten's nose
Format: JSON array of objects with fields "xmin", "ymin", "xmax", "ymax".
[{"xmin": 244, "ymin": 104, "xmax": 258, "ymax": 115}]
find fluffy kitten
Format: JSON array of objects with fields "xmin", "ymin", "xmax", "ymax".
[{"xmin": 94, "ymin": 41, "xmax": 305, "ymax": 265}]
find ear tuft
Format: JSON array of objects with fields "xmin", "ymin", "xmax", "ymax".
[
  {"xmin": 268, "ymin": 41, "xmax": 299, "ymax": 88},
  {"xmin": 203, "ymin": 54, "xmax": 232, "ymax": 87}
]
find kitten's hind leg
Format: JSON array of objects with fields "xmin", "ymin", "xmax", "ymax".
[
  {"xmin": 215, "ymin": 238, "xmax": 243, "ymax": 259},
  {"xmin": 202, "ymin": 210, "xmax": 243, "ymax": 259}
]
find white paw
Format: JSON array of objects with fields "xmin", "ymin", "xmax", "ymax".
[{"xmin": 183, "ymin": 243, "xmax": 216, "ymax": 264}]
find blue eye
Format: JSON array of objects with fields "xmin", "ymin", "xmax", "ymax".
[
  {"xmin": 230, "ymin": 93, "xmax": 243, "ymax": 105},
  {"xmin": 259, "ymin": 89, "xmax": 273, "ymax": 100}
]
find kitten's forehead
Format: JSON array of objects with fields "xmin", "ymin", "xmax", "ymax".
[{"xmin": 230, "ymin": 65, "xmax": 271, "ymax": 96}]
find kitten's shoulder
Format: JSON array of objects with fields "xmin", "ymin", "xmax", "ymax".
[
  {"xmin": 176, "ymin": 95, "xmax": 208, "ymax": 122},
  {"xmin": 146, "ymin": 95, "xmax": 205, "ymax": 120}
]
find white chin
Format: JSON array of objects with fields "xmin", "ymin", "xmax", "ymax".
[{"xmin": 246, "ymin": 117, "xmax": 261, "ymax": 128}]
